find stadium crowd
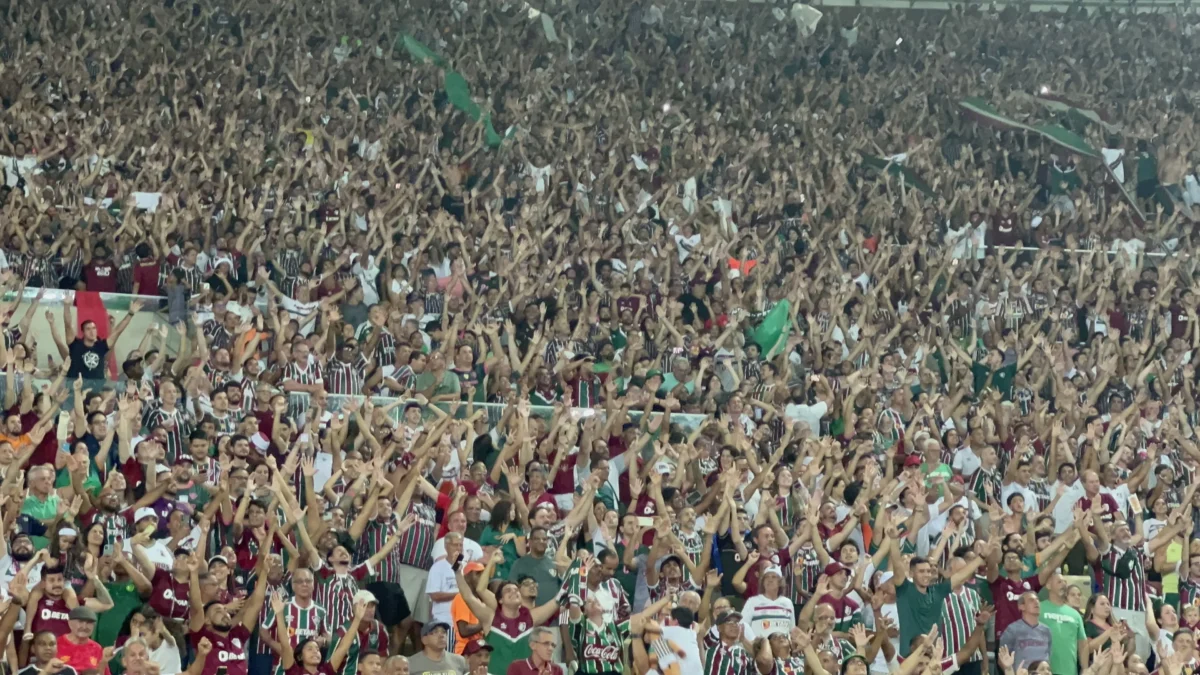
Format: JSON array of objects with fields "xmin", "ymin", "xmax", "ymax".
[{"xmin": 2, "ymin": 1, "xmax": 1200, "ymax": 675}]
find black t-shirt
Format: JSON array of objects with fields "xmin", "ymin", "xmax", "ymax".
[
  {"xmin": 20, "ymin": 665, "xmax": 78, "ymax": 675},
  {"xmin": 68, "ymin": 338, "xmax": 110, "ymax": 380}
]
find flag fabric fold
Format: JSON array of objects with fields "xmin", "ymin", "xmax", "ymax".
[
  {"xmin": 397, "ymin": 35, "xmax": 514, "ymax": 148},
  {"xmin": 958, "ymin": 97, "xmax": 1032, "ymax": 132},
  {"xmin": 860, "ymin": 155, "xmax": 935, "ymax": 197},
  {"xmin": 751, "ymin": 299, "xmax": 791, "ymax": 357}
]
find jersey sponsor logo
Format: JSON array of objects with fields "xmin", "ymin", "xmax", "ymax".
[
  {"xmin": 162, "ymin": 588, "xmax": 189, "ymax": 607},
  {"xmin": 216, "ymin": 649, "xmax": 246, "ymax": 663},
  {"xmin": 582, "ymin": 644, "xmax": 620, "ymax": 662},
  {"xmin": 40, "ymin": 607, "xmax": 68, "ymax": 622}
]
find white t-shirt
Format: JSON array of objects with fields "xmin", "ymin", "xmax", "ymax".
[
  {"xmin": 783, "ymin": 401, "xmax": 828, "ymax": 436},
  {"xmin": 277, "ymin": 296, "xmax": 321, "ymax": 335},
  {"xmin": 660, "ymin": 626, "xmax": 702, "ymax": 675},
  {"xmin": 124, "ymin": 539, "xmax": 174, "ymax": 571},
  {"xmin": 951, "ymin": 447, "xmax": 982, "ymax": 479},
  {"xmin": 1000, "ymin": 482, "xmax": 1040, "ymax": 516},
  {"xmin": 1102, "ymin": 483, "xmax": 1132, "ymax": 519},
  {"xmin": 430, "ymin": 536, "xmax": 484, "ymax": 564},
  {"xmin": 740, "ymin": 594, "xmax": 796, "ymax": 640},
  {"xmin": 425, "ymin": 558, "xmax": 459, "ymax": 627}
]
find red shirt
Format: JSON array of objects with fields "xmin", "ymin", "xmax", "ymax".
[
  {"xmin": 190, "ymin": 625, "xmax": 251, "ymax": 675},
  {"xmin": 132, "ymin": 260, "xmax": 162, "ymax": 296},
  {"xmin": 83, "ymin": 260, "xmax": 119, "ymax": 293},
  {"xmin": 56, "ymin": 635, "xmax": 109, "ymax": 675}
]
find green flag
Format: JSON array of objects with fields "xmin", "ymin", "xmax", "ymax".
[
  {"xmin": 958, "ymin": 97, "xmax": 1032, "ymax": 133},
  {"xmin": 398, "ymin": 35, "xmax": 446, "ymax": 67},
  {"xmin": 1034, "ymin": 124, "xmax": 1100, "ymax": 159},
  {"xmin": 395, "ymin": 34, "xmax": 513, "ymax": 147},
  {"xmin": 750, "ymin": 299, "xmax": 791, "ymax": 357},
  {"xmin": 860, "ymin": 155, "xmax": 935, "ymax": 197},
  {"xmin": 444, "ymin": 71, "xmax": 510, "ymax": 148}
]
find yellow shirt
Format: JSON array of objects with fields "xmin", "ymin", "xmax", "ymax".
[{"xmin": 1163, "ymin": 540, "xmax": 1183, "ymax": 594}]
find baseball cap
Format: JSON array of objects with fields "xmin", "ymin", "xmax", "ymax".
[
  {"xmin": 69, "ymin": 606, "xmax": 98, "ymax": 622},
  {"xmin": 251, "ymin": 432, "xmax": 271, "ymax": 452},
  {"xmin": 421, "ymin": 621, "xmax": 450, "ymax": 636},
  {"xmin": 353, "ymin": 590, "xmax": 378, "ymax": 605},
  {"xmin": 714, "ymin": 610, "xmax": 742, "ymax": 625},
  {"xmin": 208, "ymin": 556, "xmax": 230, "ymax": 568},
  {"xmin": 761, "ymin": 565, "xmax": 784, "ymax": 579},
  {"xmin": 823, "ymin": 563, "xmax": 847, "ymax": 578},
  {"xmin": 463, "ymin": 562, "xmax": 485, "ymax": 574},
  {"xmin": 134, "ymin": 507, "xmax": 158, "ymax": 523},
  {"xmin": 841, "ymin": 654, "xmax": 869, "ymax": 674},
  {"xmin": 175, "ymin": 455, "xmax": 195, "ymax": 466},
  {"xmin": 462, "ymin": 640, "xmax": 493, "ymax": 656},
  {"xmin": 904, "ymin": 455, "xmax": 922, "ymax": 468}
]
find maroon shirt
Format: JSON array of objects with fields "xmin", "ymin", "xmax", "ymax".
[
  {"xmin": 744, "ymin": 547, "xmax": 792, "ymax": 599},
  {"xmin": 988, "ymin": 574, "xmax": 1042, "ymax": 638},
  {"xmin": 30, "ymin": 594, "xmax": 71, "ymax": 636},
  {"xmin": 83, "ymin": 260, "xmax": 119, "ymax": 293},
  {"xmin": 132, "ymin": 260, "xmax": 162, "ymax": 296},
  {"xmin": 190, "ymin": 625, "xmax": 251, "ymax": 675},
  {"xmin": 150, "ymin": 568, "xmax": 191, "ymax": 621},
  {"xmin": 18, "ymin": 409, "xmax": 59, "ymax": 469},
  {"xmin": 1079, "ymin": 492, "xmax": 1122, "ymax": 524},
  {"xmin": 506, "ymin": 659, "xmax": 565, "ymax": 675}
]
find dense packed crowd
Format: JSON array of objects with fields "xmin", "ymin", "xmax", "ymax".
[{"xmin": 3, "ymin": 2, "xmax": 1200, "ymax": 675}]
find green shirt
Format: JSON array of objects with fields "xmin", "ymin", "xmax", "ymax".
[
  {"xmin": 414, "ymin": 370, "xmax": 461, "ymax": 398},
  {"xmin": 896, "ymin": 578, "xmax": 952, "ymax": 657},
  {"xmin": 971, "ymin": 361, "xmax": 1016, "ymax": 400},
  {"xmin": 480, "ymin": 525, "xmax": 524, "ymax": 579},
  {"xmin": 175, "ymin": 482, "xmax": 211, "ymax": 511},
  {"xmin": 95, "ymin": 581, "xmax": 145, "ymax": 647},
  {"xmin": 1039, "ymin": 600, "xmax": 1085, "ymax": 675},
  {"xmin": 21, "ymin": 493, "xmax": 60, "ymax": 521}
]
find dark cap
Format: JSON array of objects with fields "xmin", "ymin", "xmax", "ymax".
[
  {"xmin": 715, "ymin": 610, "xmax": 742, "ymax": 625},
  {"xmin": 69, "ymin": 606, "xmax": 98, "ymax": 622},
  {"xmin": 462, "ymin": 640, "xmax": 493, "ymax": 656},
  {"xmin": 421, "ymin": 621, "xmax": 450, "ymax": 637}
]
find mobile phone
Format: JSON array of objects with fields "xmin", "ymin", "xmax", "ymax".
[
  {"xmin": 1129, "ymin": 495, "xmax": 1142, "ymax": 514},
  {"xmin": 636, "ymin": 516, "xmax": 653, "ymax": 527}
]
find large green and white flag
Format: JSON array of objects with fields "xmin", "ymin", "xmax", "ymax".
[
  {"xmin": 860, "ymin": 155, "xmax": 935, "ymax": 197},
  {"xmin": 1033, "ymin": 123, "xmax": 1101, "ymax": 159},
  {"xmin": 958, "ymin": 97, "xmax": 1032, "ymax": 133},
  {"xmin": 397, "ymin": 35, "xmax": 515, "ymax": 148},
  {"xmin": 959, "ymin": 98, "xmax": 1100, "ymax": 159},
  {"xmin": 1031, "ymin": 93, "xmax": 1121, "ymax": 134}
]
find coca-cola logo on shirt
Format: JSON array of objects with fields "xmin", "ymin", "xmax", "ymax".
[{"xmin": 582, "ymin": 644, "xmax": 620, "ymax": 661}]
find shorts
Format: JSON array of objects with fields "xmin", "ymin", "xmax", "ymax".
[
  {"xmin": 398, "ymin": 563, "xmax": 432, "ymax": 623},
  {"xmin": 365, "ymin": 581, "xmax": 411, "ymax": 627}
]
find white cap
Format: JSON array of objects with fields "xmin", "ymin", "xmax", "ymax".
[
  {"xmin": 353, "ymin": 590, "xmax": 378, "ymax": 605},
  {"xmin": 251, "ymin": 432, "xmax": 271, "ymax": 452},
  {"xmin": 761, "ymin": 565, "xmax": 784, "ymax": 579},
  {"xmin": 134, "ymin": 507, "xmax": 158, "ymax": 522}
]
